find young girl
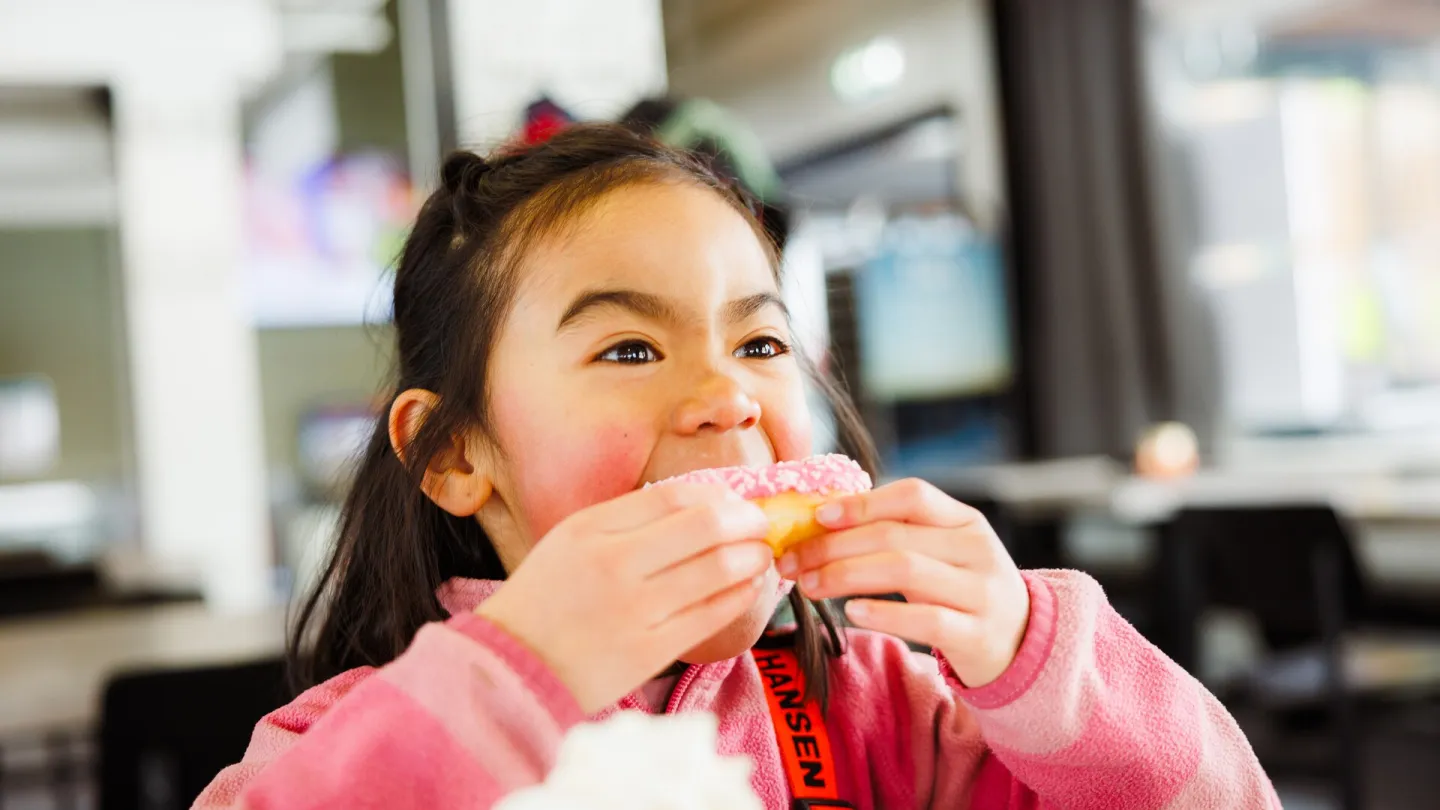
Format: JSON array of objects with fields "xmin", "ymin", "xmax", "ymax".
[{"xmin": 197, "ymin": 125, "xmax": 1277, "ymax": 809}]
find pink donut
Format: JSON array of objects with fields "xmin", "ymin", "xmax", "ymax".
[
  {"xmin": 648, "ymin": 455, "xmax": 873, "ymax": 556},
  {"xmin": 647, "ymin": 454, "xmax": 872, "ymax": 499}
]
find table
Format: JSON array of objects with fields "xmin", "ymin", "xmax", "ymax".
[
  {"xmin": 922, "ymin": 455, "xmax": 1122, "ymax": 519},
  {"xmin": 926, "ymin": 456, "xmax": 1440, "ymax": 526},
  {"xmin": 1110, "ymin": 471, "xmax": 1440, "ymax": 526},
  {"xmin": 926, "ymin": 458, "xmax": 1440, "ymax": 674},
  {"xmin": 0, "ymin": 601, "xmax": 286, "ymax": 739}
]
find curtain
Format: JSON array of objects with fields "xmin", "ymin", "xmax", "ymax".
[{"xmin": 991, "ymin": 0, "xmax": 1220, "ymax": 459}]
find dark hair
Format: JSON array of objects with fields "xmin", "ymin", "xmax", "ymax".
[
  {"xmin": 618, "ymin": 96, "xmax": 792, "ymax": 250},
  {"xmin": 289, "ymin": 123, "xmax": 877, "ymax": 709}
]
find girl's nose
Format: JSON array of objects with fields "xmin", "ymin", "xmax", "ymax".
[{"xmin": 672, "ymin": 373, "xmax": 762, "ymax": 435}]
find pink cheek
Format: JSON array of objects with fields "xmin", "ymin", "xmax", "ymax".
[
  {"xmin": 765, "ymin": 387, "xmax": 815, "ymax": 462},
  {"xmin": 772, "ymin": 418, "xmax": 814, "ymax": 462},
  {"xmin": 511, "ymin": 426, "xmax": 652, "ymax": 542}
]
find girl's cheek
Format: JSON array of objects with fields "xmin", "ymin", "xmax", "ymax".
[
  {"xmin": 510, "ymin": 421, "xmax": 652, "ymax": 542},
  {"xmin": 764, "ymin": 384, "xmax": 815, "ymax": 462},
  {"xmin": 769, "ymin": 417, "xmax": 813, "ymax": 463}
]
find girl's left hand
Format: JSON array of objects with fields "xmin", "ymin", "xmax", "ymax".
[{"xmin": 776, "ymin": 478, "xmax": 1031, "ymax": 689}]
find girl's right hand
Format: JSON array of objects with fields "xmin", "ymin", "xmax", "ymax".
[{"xmin": 474, "ymin": 483, "xmax": 772, "ymax": 714}]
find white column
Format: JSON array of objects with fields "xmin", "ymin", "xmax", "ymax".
[
  {"xmin": 112, "ymin": 78, "xmax": 273, "ymax": 611},
  {"xmin": 0, "ymin": 0, "xmax": 282, "ymax": 612},
  {"xmin": 446, "ymin": 0, "xmax": 668, "ymax": 148}
]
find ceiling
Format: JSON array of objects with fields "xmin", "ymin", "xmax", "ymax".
[
  {"xmin": 1271, "ymin": 0, "xmax": 1440, "ymax": 42},
  {"xmin": 661, "ymin": 0, "xmax": 775, "ymax": 62},
  {"xmin": 1151, "ymin": 0, "xmax": 1440, "ymax": 43},
  {"xmin": 662, "ymin": 0, "xmax": 950, "ymax": 97}
]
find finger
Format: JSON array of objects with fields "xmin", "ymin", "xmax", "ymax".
[
  {"xmin": 798, "ymin": 550, "xmax": 989, "ymax": 613},
  {"xmin": 843, "ymin": 598, "xmax": 982, "ymax": 652},
  {"xmin": 816, "ymin": 478, "xmax": 983, "ymax": 531},
  {"xmin": 628, "ymin": 498, "xmax": 770, "ymax": 575},
  {"xmin": 779, "ymin": 520, "xmax": 981, "ymax": 578},
  {"xmin": 582, "ymin": 482, "xmax": 746, "ymax": 534},
  {"xmin": 652, "ymin": 570, "xmax": 768, "ymax": 653},
  {"xmin": 643, "ymin": 541, "xmax": 773, "ymax": 625}
]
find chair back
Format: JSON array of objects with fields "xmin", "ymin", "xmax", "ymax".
[
  {"xmin": 98, "ymin": 657, "xmax": 287, "ymax": 810},
  {"xmin": 1168, "ymin": 505, "xmax": 1368, "ymax": 649}
]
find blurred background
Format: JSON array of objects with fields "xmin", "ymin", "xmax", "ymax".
[{"xmin": 4, "ymin": 0, "xmax": 1440, "ymax": 807}]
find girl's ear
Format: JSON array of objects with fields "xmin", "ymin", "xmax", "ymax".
[{"xmin": 388, "ymin": 389, "xmax": 494, "ymax": 517}]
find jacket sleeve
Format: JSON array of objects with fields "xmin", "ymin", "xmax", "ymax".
[
  {"xmin": 936, "ymin": 569, "xmax": 1281, "ymax": 810},
  {"xmin": 191, "ymin": 612, "xmax": 586, "ymax": 810}
]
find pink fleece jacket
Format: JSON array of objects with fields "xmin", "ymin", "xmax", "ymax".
[{"xmin": 194, "ymin": 570, "xmax": 1278, "ymax": 809}]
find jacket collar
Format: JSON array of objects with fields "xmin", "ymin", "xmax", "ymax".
[{"xmin": 436, "ymin": 577, "xmax": 504, "ymax": 616}]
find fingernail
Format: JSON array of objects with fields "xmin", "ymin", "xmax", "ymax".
[
  {"xmin": 727, "ymin": 544, "xmax": 768, "ymax": 575},
  {"xmin": 845, "ymin": 600, "xmax": 869, "ymax": 620},
  {"xmin": 799, "ymin": 572, "xmax": 819, "ymax": 593},
  {"xmin": 777, "ymin": 553, "xmax": 798, "ymax": 578},
  {"xmin": 816, "ymin": 502, "xmax": 844, "ymax": 526}
]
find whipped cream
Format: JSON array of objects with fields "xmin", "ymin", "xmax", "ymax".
[{"xmin": 495, "ymin": 712, "xmax": 763, "ymax": 810}]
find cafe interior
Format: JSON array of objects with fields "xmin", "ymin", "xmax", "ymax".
[{"xmin": 4, "ymin": 0, "xmax": 1440, "ymax": 807}]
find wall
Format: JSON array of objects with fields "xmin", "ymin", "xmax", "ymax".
[{"xmin": 0, "ymin": 227, "xmax": 126, "ymax": 483}]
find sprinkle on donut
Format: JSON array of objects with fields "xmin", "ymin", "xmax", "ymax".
[{"xmin": 646, "ymin": 454, "xmax": 872, "ymax": 500}]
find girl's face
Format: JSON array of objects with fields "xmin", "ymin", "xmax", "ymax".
[{"xmin": 477, "ymin": 180, "xmax": 813, "ymax": 663}]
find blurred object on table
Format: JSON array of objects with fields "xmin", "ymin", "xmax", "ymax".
[
  {"xmin": 1135, "ymin": 421, "xmax": 1200, "ymax": 480},
  {"xmin": 0, "ymin": 549, "xmax": 99, "ymax": 619}
]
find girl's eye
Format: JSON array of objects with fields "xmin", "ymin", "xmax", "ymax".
[
  {"xmin": 736, "ymin": 336, "xmax": 791, "ymax": 360},
  {"xmin": 597, "ymin": 340, "xmax": 662, "ymax": 365}
]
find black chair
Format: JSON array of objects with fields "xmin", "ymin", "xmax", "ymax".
[
  {"xmin": 0, "ymin": 551, "xmax": 102, "ymax": 618},
  {"xmin": 98, "ymin": 657, "xmax": 288, "ymax": 810},
  {"xmin": 1159, "ymin": 505, "xmax": 1440, "ymax": 810}
]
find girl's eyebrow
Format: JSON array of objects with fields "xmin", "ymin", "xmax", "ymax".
[
  {"xmin": 557, "ymin": 289, "xmax": 680, "ymax": 332},
  {"xmin": 556, "ymin": 289, "xmax": 788, "ymax": 333},
  {"xmin": 725, "ymin": 291, "xmax": 789, "ymax": 323}
]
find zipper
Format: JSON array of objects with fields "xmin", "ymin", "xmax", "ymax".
[{"xmin": 664, "ymin": 664, "xmax": 701, "ymax": 714}]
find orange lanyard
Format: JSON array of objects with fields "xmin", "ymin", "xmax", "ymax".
[{"xmin": 752, "ymin": 647, "xmax": 854, "ymax": 809}]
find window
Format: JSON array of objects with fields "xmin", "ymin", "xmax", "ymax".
[{"xmin": 1147, "ymin": 1, "xmax": 1440, "ymax": 434}]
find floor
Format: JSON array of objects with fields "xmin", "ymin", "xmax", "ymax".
[{"xmin": 0, "ymin": 734, "xmax": 93, "ymax": 810}]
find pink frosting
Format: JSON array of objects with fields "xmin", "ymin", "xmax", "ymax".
[{"xmin": 645, "ymin": 454, "xmax": 872, "ymax": 500}]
